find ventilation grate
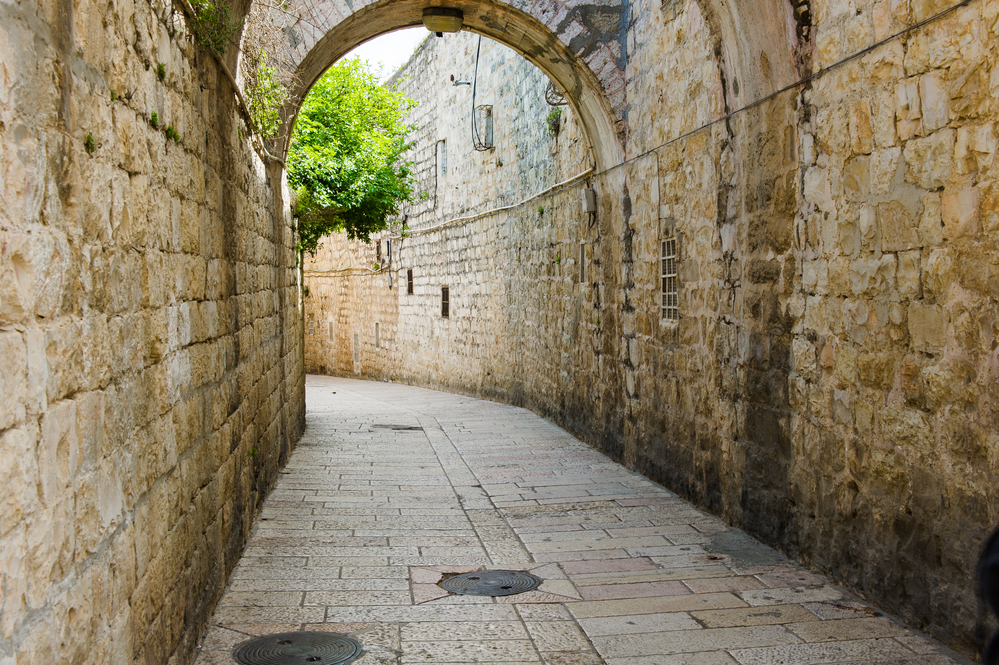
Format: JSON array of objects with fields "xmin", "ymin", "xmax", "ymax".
[
  {"xmin": 232, "ymin": 632, "xmax": 362, "ymax": 665},
  {"xmin": 438, "ymin": 570, "xmax": 542, "ymax": 596}
]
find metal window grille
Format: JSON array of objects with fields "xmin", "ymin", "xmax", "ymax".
[
  {"xmin": 441, "ymin": 286, "xmax": 450, "ymax": 318},
  {"xmin": 661, "ymin": 236, "xmax": 679, "ymax": 321},
  {"xmin": 407, "ymin": 269, "xmax": 414, "ymax": 295},
  {"xmin": 545, "ymin": 80, "xmax": 567, "ymax": 106},
  {"xmin": 438, "ymin": 140, "xmax": 447, "ymax": 176},
  {"xmin": 473, "ymin": 105, "xmax": 494, "ymax": 150},
  {"xmin": 579, "ymin": 243, "xmax": 586, "ymax": 283}
]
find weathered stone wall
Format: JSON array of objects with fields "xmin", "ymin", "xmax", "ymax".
[
  {"xmin": 305, "ymin": 0, "xmax": 999, "ymax": 655},
  {"xmin": 0, "ymin": 0, "xmax": 305, "ymax": 660},
  {"xmin": 792, "ymin": 0, "xmax": 999, "ymax": 642}
]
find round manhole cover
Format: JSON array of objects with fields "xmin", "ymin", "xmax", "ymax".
[
  {"xmin": 438, "ymin": 570, "xmax": 543, "ymax": 596},
  {"xmin": 232, "ymin": 632, "xmax": 362, "ymax": 665}
]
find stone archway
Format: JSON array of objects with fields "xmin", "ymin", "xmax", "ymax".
[
  {"xmin": 270, "ymin": 0, "xmax": 627, "ymax": 171},
  {"xmin": 243, "ymin": 0, "xmax": 810, "ymax": 174}
]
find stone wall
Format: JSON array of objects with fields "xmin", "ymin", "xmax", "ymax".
[
  {"xmin": 0, "ymin": 0, "xmax": 305, "ymax": 660},
  {"xmin": 304, "ymin": 0, "xmax": 999, "ymax": 655}
]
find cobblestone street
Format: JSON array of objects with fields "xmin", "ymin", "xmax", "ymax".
[{"xmin": 194, "ymin": 377, "xmax": 970, "ymax": 665}]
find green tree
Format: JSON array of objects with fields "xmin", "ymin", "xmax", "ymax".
[{"xmin": 288, "ymin": 58, "xmax": 418, "ymax": 256}]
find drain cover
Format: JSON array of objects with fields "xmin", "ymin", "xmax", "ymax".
[
  {"xmin": 438, "ymin": 570, "xmax": 542, "ymax": 596},
  {"xmin": 232, "ymin": 632, "xmax": 362, "ymax": 665}
]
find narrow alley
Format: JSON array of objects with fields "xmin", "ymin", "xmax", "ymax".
[{"xmin": 193, "ymin": 377, "xmax": 969, "ymax": 665}]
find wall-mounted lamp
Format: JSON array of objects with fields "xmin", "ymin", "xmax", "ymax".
[{"xmin": 423, "ymin": 7, "xmax": 464, "ymax": 37}]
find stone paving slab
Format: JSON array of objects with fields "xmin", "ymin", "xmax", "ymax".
[{"xmin": 193, "ymin": 376, "xmax": 972, "ymax": 665}]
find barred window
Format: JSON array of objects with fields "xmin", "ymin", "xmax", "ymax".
[
  {"xmin": 661, "ymin": 235, "xmax": 679, "ymax": 321},
  {"xmin": 441, "ymin": 286, "xmax": 450, "ymax": 318},
  {"xmin": 407, "ymin": 269, "xmax": 414, "ymax": 295}
]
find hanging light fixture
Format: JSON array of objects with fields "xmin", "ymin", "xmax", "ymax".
[{"xmin": 423, "ymin": 7, "xmax": 464, "ymax": 36}]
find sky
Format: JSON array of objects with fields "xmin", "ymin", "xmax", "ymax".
[{"xmin": 342, "ymin": 28, "xmax": 430, "ymax": 81}]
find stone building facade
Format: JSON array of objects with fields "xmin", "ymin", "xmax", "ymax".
[
  {"xmin": 0, "ymin": 0, "xmax": 305, "ymax": 661},
  {"xmin": 304, "ymin": 1, "xmax": 999, "ymax": 657}
]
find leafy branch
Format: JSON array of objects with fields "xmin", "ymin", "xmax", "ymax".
[
  {"xmin": 547, "ymin": 107, "xmax": 562, "ymax": 138},
  {"xmin": 288, "ymin": 58, "xmax": 418, "ymax": 256}
]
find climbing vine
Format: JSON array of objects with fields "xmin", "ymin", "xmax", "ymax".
[
  {"xmin": 546, "ymin": 107, "xmax": 562, "ymax": 138},
  {"xmin": 244, "ymin": 50, "xmax": 288, "ymax": 139},
  {"xmin": 189, "ymin": 0, "xmax": 242, "ymax": 56}
]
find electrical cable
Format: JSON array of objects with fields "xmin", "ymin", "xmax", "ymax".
[
  {"xmin": 471, "ymin": 35, "xmax": 492, "ymax": 151},
  {"xmin": 396, "ymin": 167, "xmax": 594, "ymax": 238}
]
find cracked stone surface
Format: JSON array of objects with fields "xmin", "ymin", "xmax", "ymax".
[{"xmin": 194, "ymin": 376, "xmax": 971, "ymax": 665}]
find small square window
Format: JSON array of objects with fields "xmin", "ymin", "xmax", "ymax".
[{"xmin": 441, "ymin": 286, "xmax": 450, "ymax": 318}]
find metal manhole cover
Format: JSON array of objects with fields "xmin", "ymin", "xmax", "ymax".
[
  {"xmin": 232, "ymin": 632, "xmax": 362, "ymax": 665},
  {"xmin": 438, "ymin": 570, "xmax": 543, "ymax": 596}
]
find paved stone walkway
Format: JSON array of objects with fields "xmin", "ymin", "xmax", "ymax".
[{"xmin": 194, "ymin": 376, "xmax": 970, "ymax": 665}]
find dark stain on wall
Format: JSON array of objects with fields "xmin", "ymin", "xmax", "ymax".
[{"xmin": 556, "ymin": 3, "xmax": 628, "ymax": 69}]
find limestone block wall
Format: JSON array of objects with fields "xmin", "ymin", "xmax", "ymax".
[
  {"xmin": 304, "ymin": 0, "xmax": 998, "ymax": 654},
  {"xmin": 0, "ymin": 0, "xmax": 305, "ymax": 660},
  {"xmin": 791, "ymin": 0, "xmax": 999, "ymax": 641}
]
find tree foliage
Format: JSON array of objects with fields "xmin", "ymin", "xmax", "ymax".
[{"xmin": 288, "ymin": 58, "xmax": 418, "ymax": 256}]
